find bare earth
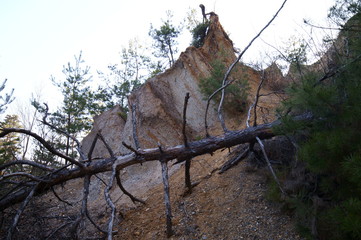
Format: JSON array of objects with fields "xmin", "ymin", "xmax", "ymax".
[{"xmin": 113, "ymin": 150, "xmax": 303, "ymax": 240}]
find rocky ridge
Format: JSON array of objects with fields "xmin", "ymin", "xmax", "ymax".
[
  {"xmin": 77, "ymin": 12, "xmax": 301, "ymax": 239},
  {"xmin": 81, "ymin": 14, "xmax": 284, "ymax": 208}
]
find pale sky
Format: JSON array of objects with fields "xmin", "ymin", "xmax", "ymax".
[{"xmin": 0, "ymin": 0, "xmax": 336, "ymax": 115}]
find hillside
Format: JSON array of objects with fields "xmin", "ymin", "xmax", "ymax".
[
  {"xmin": 79, "ymin": 13, "xmax": 285, "ymax": 210},
  {"xmin": 78, "ymin": 13, "xmax": 299, "ymax": 239},
  {"xmin": 1, "ymin": 12, "xmax": 305, "ymax": 240}
]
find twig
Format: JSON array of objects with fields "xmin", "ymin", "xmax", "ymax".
[
  {"xmin": 219, "ymin": 146, "xmax": 250, "ymax": 174},
  {"xmin": 122, "ymin": 141, "xmax": 141, "ymax": 155},
  {"xmin": 41, "ymin": 103, "xmax": 87, "ymax": 162},
  {"xmin": 247, "ymin": 73, "xmax": 285, "ymax": 194},
  {"xmin": 51, "ymin": 186, "xmax": 72, "ymax": 206},
  {"xmin": 0, "ymin": 172, "xmax": 46, "ymax": 182},
  {"xmin": 82, "ymin": 175, "xmax": 108, "ymax": 234},
  {"xmin": 314, "ymin": 53, "xmax": 361, "ymax": 87},
  {"xmin": 131, "ymin": 104, "xmax": 140, "ymax": 150},
  {"xmin": 182, "ymin": 93, "xmax": 193, "ymax": 192},
  {"xmin": 97, "ymin": 132, "xmax": 115, "ymax": 158},
  {"xmin": 115, "ymin": 170, "xmax": 145, "ymax": 205},
  {"xmin": 158, "ymin": 144, "xmax": 173, "ymax": 237},
  {"xmin": 0, "ymin": 160, "xmax": 54, "ymax": 172},
  {"xmin": 0, "ymin": 128, "xmax": 84, "ymax": 168},
  {"xmin": 214, "ymin": 0, "xmax": 287, "ymax": 132},
  {"xmin": 253, "ymin": 71, "xmax": 265, "ymax": 127},
  {"xmin": 182, "ymin": 93, "xmax": 190, "ymax": 148},
  {"xmin": 256, "ymin": 137, "xmax": 285, "ymax": 194},
  {"xmin": 87, "ymin": 133, "xmax": 100, "ymax": 162},
  {"xmin": 45, "ymin": 221, "xmax": 73, "ymax": 240},
  {"xmin": 6, "ymin": 185, "xmax": 37, "ymax": 240},
  {"xmin": 247, "ymin": 72, "xmax": 266, "ymax": 128},
  {"xmin": 204, "ymin": 79, "xmax": 236, "ymax": 137},
  {"xmin": 104, "ymin": 163, "xmax": 117, "ymax": 240}
]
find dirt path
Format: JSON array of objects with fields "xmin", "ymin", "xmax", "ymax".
[{"xmin": 114, "ymin": 150, "xmax": 303, "ymax": 240}]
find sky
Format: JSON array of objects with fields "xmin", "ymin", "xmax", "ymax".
[{"xmin": 0, "ymin": 0, "xmax": 336, "ymax": 116}]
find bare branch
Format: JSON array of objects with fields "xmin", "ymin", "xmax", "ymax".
[
  {"xmin": 104, "ymin": 163, "xmax": 117, "ymax": 240},
  {"xmin": 159, "ymin": 154, "xmax": 173, "ymax": 237},
  {"xmin": 50, "ymin": 186, "xmax": 73, "ymax": 206},
  {"xmin": 41, "ymin": 103, "xmax": 87, "ymax": 161},
  {"xmin": 45, "ymin": 221, "xmax": 73, "ymax": 240},
  {"xmin": 256, "ymin": 137, "xmax": 285, "ymax": 194},
  {"xmin": 247, "ymin": 72, "xmax": 266, "ymax": 128},
  {"xmin": 0, "ymin": 128, "xmax": 84, "ymax": 168},
  {"xmin": 205, "ymin": 0, "xmax": 289, "ymax": 135},
  {"xmin": 204, "ymin": 79, "xmax": 236, "ymax": 137},
  {"xmin": 6, "ymin": 185, "xmax": 37, "ymax": 240},
  {"xmin": 122, "ymin": 141, "xmax": 141, "ymax": 155},
  {"xmin": 182, "ymin": 93, "xmax": 193, "ymax": 192},
  {"xmin": 0, "ymin": 172, "xmax": 46, "ymax": 182},
  {"xmin": 0, "ymin": 113, "xmax": 312, "ymax": 211},
  {"xmin": 219, "ymin": 145, "xmax": 250, "ymax": 174},
  {"xmin": 131, "ymin": 103, "xmax": 140, "ymax": 150},
  {"xmin": 97, "ymin": 132, "xmax": 115, "ymax": 158},
  {"xmin": 82, "ymin": 175, "xmax": 108, "ymax": 234},
  {"xmin": 182, "ymin": 93, "xmax": 190, "ymax": 148},
  {"xmin": 115, "ymin": 170, "xmax": 145, "ymax": 205},
  {"xmin": 314, "ymin": 53, "xmax": 361, "ymax": 86},
  {"xmin": 246, "ymin": 72, "xmax": 285, "ymax": 194},
  {"xmin": 0, "ymin": 160, "xmax": 54, "ymax": 172},
  {"xmin": 87, "ymin": 133, "xmax": 99, "ymax": 162}
]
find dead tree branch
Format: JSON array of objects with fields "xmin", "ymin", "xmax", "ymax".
[
  {"xmin": 115, "ymin": 170, "xmax": 145, "ymax": 205},
  {"xmin": 256, "ymin": 137, "xmax": 285, "ymax": 194},
  {"xmin": 213, "ymin": 0, "xmax": 288, "ymax": 134},
  {"xmin": 131, "ymin": 103, "xmax": 140, "ymax": 150},
  {"xmin": 87, "ymin": 133, "xmax": 99, "ymax": 161},
  {"xmin": 82, "ymin": 174, "xmax": 108, "ymax": 234},
  {"xmin": 159, "ymin": 144, "xmax": 173, "ymax": 238},
  {"xmin": 99, "ymin": 131, "xmax": 145, "ymax": 206},
  {"xmin": 6, "ymin": 185, "xmax": 37, "ymax": 240},
  {"xmin": 97, "ymin": 131, "xmax": 115, "ymax": 158},
  {"xmin": 0, "ymin": 160, "xmax": 54, "ymax": 172},
  {"xmin": 41, "ymin": 103, "xmax": 87, "ymax": 161},
  {"xmin": 50, "ymin": 186, "xmax": 73, "ymax": 206},
  {"xmin": 219, "ymin": 145, "xmax": 250, "ymax": 174},
  {"xmin": 0, "ymin": 128, "xmax": 83, "ymax": 168},
  {"xmin": 104, "ymin": 162, "xmax": 117, "ymax": 240},
  {"xmin": 247, "ymin": 74, "xmax": 285, "ymax": 194},
  {"xmin": 0, "ymin": 113, "xmax": 312, "ymax": 212},
  {"xmin": 182, "ymin": 93, "xmax": 193, "ymax": 193},
  {"xmin": 0, "ymin": 172, "xmax": 46, "ymax": 182}
]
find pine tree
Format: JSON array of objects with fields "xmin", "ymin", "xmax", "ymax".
[
  {"xmin": 149, "ymin": 10, "xmax": 182, "ymax": 69},
  {"xmin": 276, "ymin": 4, "xmax": 361, "ymax": 239},
  {"xmin": 0, "ymin": 115, "xmax": 22, "ymax": 172}
]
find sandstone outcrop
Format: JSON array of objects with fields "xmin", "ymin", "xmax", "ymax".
[{"xmin": 80, "ymin": 13, "xmax": 285, "ymax": 206}]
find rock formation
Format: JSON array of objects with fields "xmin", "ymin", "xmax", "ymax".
[{"xmin": 81, "ymin": 13, "xmax": 284, "ymax": 206}]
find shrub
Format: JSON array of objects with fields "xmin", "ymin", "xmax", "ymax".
[
  {"xmin": 199, "ymin": 60, "xmax": 250, "ymax": 113},
  {"xmin": 191, "ymin": 22, "xmax": 209, "ymax": 48},
  {"xmin": 274, "ymin": 12, "xmax": 361, "ymax": 240}
]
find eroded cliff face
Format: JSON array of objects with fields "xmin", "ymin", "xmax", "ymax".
[{"xmin": 80, "ymin": 13, "xmax": 284, "ymax": 206}]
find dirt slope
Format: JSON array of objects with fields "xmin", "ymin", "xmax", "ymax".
[{"xmin": 113, "ymin": 147, "xmax": 303, "ymax": 240}]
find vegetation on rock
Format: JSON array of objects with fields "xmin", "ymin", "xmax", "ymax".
[
  {"xmin": 272, "ymin": 3, "xmax": 361, "ymax": 239},
  {"xmin": 199, "ymin": 59, "xmax": 250, "ymax": 113}
]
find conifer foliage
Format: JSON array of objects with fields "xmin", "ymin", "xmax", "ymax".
[{"xmin": 276, "ymin": 3, "xmax": 361, "ymax": 239}]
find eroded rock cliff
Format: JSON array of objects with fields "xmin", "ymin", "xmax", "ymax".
[{"xmin": 81, "ymin": 13, "xmax": 284, "ymax": 207}]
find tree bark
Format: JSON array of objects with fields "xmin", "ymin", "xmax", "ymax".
[{"xmin": 0, "ymin": 113, "xmax": 311, "ymax": 211}]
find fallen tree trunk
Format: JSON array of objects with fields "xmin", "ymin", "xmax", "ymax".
[{"xmin": 0, "ymin": 113, "xmax": 311, "ymax": 211}]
